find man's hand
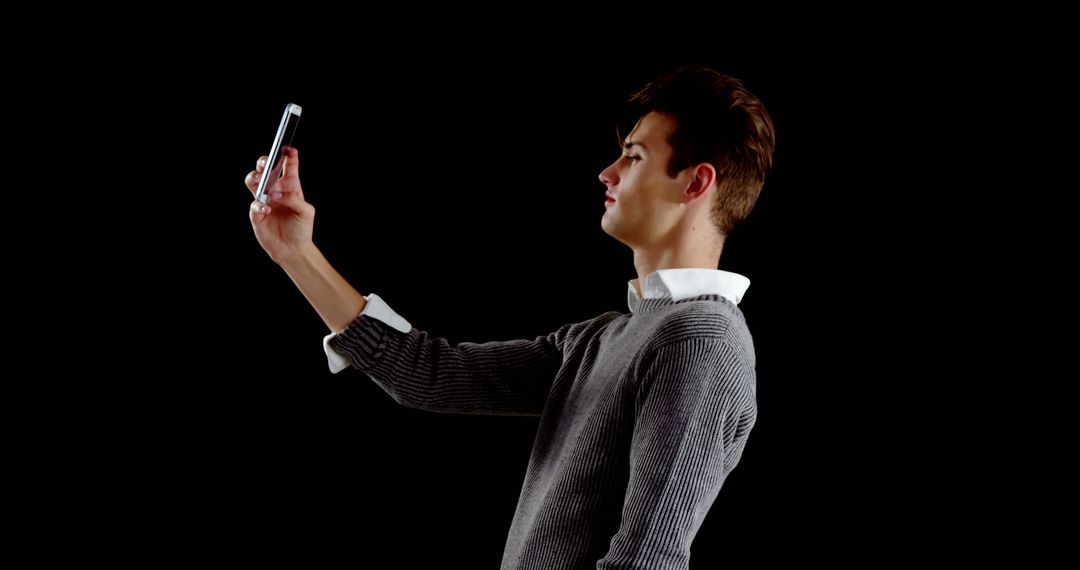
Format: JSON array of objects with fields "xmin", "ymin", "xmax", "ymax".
[{"xmin": 245, "ymin": 147, "xmax": 316, "ymax": 264}]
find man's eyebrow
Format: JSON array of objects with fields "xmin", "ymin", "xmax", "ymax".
[{"xmin": 622, "ymin": 140, "xmax": 647, "ymax": 152}]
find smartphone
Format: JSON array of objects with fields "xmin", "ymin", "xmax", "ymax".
[{"xmin": 255, "ymin": 103, "xmax": 303, "ymax": 205}]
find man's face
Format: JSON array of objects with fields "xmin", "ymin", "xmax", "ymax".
[{"xmin": 598, "ymin": 112, "xmax": 690, "ymax": 248}]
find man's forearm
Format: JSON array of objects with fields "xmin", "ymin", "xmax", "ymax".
[{"xmin": 279, "ymin": 242, "xmax": 367, "ymax": 333}]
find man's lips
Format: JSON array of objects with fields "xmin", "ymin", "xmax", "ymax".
[{"xmin": 605, "ymin": 193, "xmax": 616, "ymax": 203}]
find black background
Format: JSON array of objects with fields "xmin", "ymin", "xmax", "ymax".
[
  {"xmin": 43, "ymin": 40, "xmax": 904, "ymax": 565},
  {"xmin": 15, "ymin": 16, "xmax": 1070, "ymax": 563}
]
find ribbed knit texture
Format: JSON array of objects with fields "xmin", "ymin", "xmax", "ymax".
[{"xmin": 330, "ymin": 295, "xmax": 757, "ymax": 569}]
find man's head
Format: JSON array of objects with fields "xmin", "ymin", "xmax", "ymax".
[{"xmin": 599, "ymin": 65, "xmax": 775, "ymax": 249}]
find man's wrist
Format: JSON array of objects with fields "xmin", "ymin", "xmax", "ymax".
[{"xmin": 278, "ymin": 241, "xmax": 321, "ymax": 273}]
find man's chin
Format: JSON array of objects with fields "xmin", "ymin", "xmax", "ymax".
[
  {"xmin": 600, "ymin": 218, "xmax": 632, "ymax": 247},
  {"xmin": 600, "ymin": 216, "xmax": 615, "ymax": 238}
]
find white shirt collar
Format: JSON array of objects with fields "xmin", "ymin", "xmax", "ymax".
[{"xmin": 627, "ymin": 268, "xmax": 750, "ymax": 313}]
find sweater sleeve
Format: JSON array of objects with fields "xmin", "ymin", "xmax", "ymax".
[
  {"xmin": 329, "ymin": 313, "xmax": 573, "ymax": 416},
  {"xmin": 598, "ymin": 338, "xmax": 757, "ymax": 569}
]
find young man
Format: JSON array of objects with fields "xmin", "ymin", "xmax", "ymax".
[{"xmin": 245, "ymin": 65, "xmax": 775, "ymax": 569}]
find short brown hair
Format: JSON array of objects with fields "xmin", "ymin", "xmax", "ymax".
[{"xmin": 624, "ymin": 65, "xmax": 776, "ymax": 236}]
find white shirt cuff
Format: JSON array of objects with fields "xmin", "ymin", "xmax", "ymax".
[{"xmin": 323, "ymin": 293, "xmax": 412, "ymax": 374}]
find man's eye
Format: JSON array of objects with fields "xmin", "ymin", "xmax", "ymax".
[{"xmin": 624, "ymin": 154, "xmax": 641, "ymax": 162}]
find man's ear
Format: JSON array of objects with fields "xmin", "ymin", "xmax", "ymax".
[{"xmin": 684, "ymin": 163, "xmax": 717, "ymax": 203}]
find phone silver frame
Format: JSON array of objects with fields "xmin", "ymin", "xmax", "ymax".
[{"xmin": 255, "ymin": 103, "xmax": 303, "ymax": 205}]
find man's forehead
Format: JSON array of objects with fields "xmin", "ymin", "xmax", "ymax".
[{"xmin": 625, "ymin": 112, "xmax": 676, "ymax": 148}]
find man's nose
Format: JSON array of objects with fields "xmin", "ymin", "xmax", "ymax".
[{"xmin": 599, "ymin": 163, "xmax": 617, "ymax": 186}]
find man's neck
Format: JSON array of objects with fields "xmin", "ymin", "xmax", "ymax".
[{"xmin": 631, "ymin": 240, "xmax": 723, "ymax": 298}]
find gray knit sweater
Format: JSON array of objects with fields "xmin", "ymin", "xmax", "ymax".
[{"xmin": 330, "ymin": 294, "xmax": 757, "ymax": 569}]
